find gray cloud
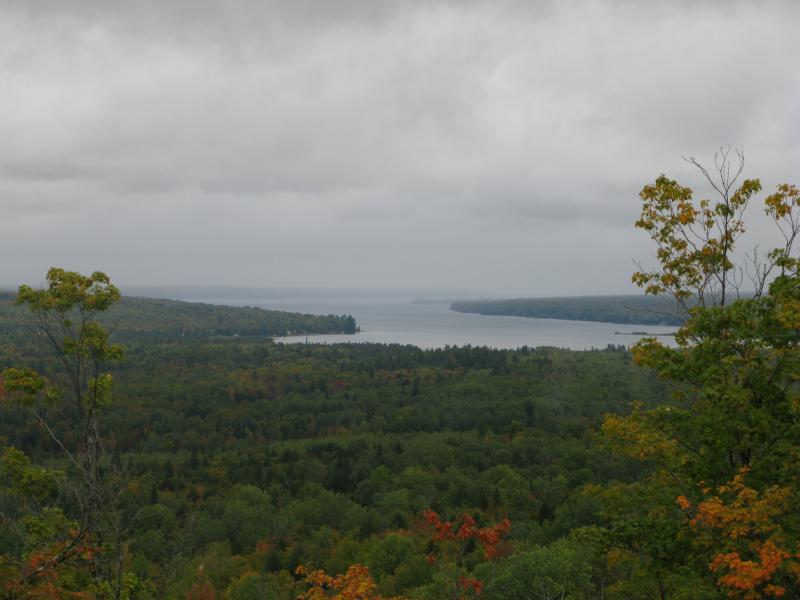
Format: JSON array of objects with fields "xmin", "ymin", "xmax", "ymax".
[{"xmin": 0, "ymin": 0, "xmax": 797, "ymax": 295}]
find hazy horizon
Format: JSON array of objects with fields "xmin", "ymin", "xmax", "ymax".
[{"xmin": 1, "ymin": 281, "xmax": 740, "ymax": 300}]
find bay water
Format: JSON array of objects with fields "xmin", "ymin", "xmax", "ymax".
[{"xmin": 157, "ymin": 289, "xmax": 678, "ymax": 350}]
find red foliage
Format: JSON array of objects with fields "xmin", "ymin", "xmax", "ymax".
[
  {"xmin": 458, "ymin": 576, "xmax": 483, "ymax": 595},
  {"xmin": 422, "ymin": 510, "xmax": 512, "ymax": 597},
  {"xmin": 186, "ymin": 565, "xmax": 217, "ymax": 600},
  {"xmin": 423, "ymin": 510, "xmax": 511, "ymax": 561},
  {"xmin": 186, "ymin": 582, "xmax": 216, "ymax": 600}
]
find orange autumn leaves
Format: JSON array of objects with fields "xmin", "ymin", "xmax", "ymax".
[
  {"xmin": 676, "ymin": 469, "xmax": 800, "ymax": 599},
  {"xmin": 296, "ymin": 564, "xmax": 400, "ymax": 600},
  {"xmin": 0, "ymin": 534, "xmax": 97, "ymax": 600}
]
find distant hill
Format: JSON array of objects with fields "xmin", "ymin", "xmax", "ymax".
[
  {"xmin": 450, "ymin": 295, "xmax": 686, "ymax": 326},
  {"xmin": 0, "ymin": 293, "xmax": 357, "ymax": 342}
]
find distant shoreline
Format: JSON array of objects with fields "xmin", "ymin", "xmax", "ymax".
[{"xmin": 450, "ymin": 295, "xmax": 687, "ymax": 327}]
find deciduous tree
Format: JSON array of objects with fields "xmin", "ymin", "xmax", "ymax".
[
  {"xmin": 1, "ymin": 269, "xmax": 133, "ymax": 598},
  {"xmin": 601, "ymin": 151, "xmax": 800, "ymax": 598}
]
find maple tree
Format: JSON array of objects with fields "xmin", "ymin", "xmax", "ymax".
[{"xmin": 601, "ymin": 151, "xmax": 800, "ymax": 598}]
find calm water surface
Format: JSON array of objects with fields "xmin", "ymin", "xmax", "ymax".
[{"xmin": 170, "ymin": 290, "xmax": 677, "ymax": 350}]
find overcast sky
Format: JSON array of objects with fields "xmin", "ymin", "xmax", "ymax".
[{"xmin": 1, "ymin": 0, "xmax": 797, "ymax": 296}]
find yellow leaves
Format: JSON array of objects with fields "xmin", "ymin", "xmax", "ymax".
[
  {"xmin": 676, "ymin": 201, "xmax": 697, "ymax": 225},
  {"xmin": 601, "ymin": 407, "xmax": 678, "ymax": 462},
  {"xmin": 731, "ymin": 179, "xmax": 763, "ymax": 208},
  {"xmin": 630, "ymin": 339, "xmax": 656, "ymax": 367},
  {"xmin": 605, "ymin": 547, "xmax": 632, "ymax": 569},
  {"xmin": 631, "ymin": 172, "xmax": 798, "ymax": 311},
  {"xmin": 775, "ymin": 298, "xmax": 800, "ymax": 329},
  {"xmin": 764, "ymin": 184, "xmax": 800, "ymax": 220},
  {"xmin": 91, "ymin": 373, "xmax": 114, "ymax": 408}
]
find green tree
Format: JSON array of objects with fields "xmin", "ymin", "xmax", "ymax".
[
  {"xmin": 480, "ymin": 538, "xmax": 595, "ymax": 600},
  {"xmin": 601, "ymin": 151, "xmax": 800, "ymax": 598},
  {"xmin": 1, "ymin": 268, "xmax": 130, "ymax": 597}
]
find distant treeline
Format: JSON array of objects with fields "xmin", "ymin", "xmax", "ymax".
[
  {"xmin": 451, "ymin": 295, "xmax": 686, "ymax": 326},
  {"xmin": 0, "ymin": 292, "xmax": 357, "ymax": 341}
]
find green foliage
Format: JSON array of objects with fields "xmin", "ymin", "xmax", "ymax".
[
  {"xmin": 480, "ymin": 538, "xmax": 595, "ymax": 599},
  {"xmin": 1, "ymin": 327, "xmax": 663, "ymax": 597},
  {"xmin": 600, "ymin": 157, "xmax": 800, "ymax": 598},
  {"xmin": 451, "ymin": 295, "xmax": 686, "ymax": 326},
  {"xmin": 2, "ymin": 368, "xmax": 46, "ymax": 406},
  {"xmin": 16, "ymin": 268, "xmax": 121, "ymax": 314},
  {"xmin": 224, "ymin": 571, "xmax": 271, "ymax": 600},
  {"xmin": 0, "ymin": 446, "xmax": 63, "ymax": 500},
  {"xmin": 99, "ymin": 296, "xmax": 357, "ymax": 340},
  {"xmin": 0, "ymin": 268, "xmax": 127, "ymax": 597},
  {"xmin": 0, "ymin": 292, "xmax": 358, "ymax": 350}
]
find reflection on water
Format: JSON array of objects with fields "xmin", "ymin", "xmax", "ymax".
[{"xmin": 171, "ymin": 290, "xmax": 678, "ymax": 351}]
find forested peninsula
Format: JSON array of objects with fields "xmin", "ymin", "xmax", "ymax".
[
  {"xmin": 451, "ymin": 295, "xmax": 685, "ymax": 326},
  {"xmin": 0, "ymin": 292, "xmax": 357, "ymax": 341}
]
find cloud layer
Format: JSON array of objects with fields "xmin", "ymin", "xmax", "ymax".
[{"xmin": 1, "ymin": 0, "xmax": 797, "ymax": 294}]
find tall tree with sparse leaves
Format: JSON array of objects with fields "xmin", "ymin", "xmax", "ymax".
[{"xmin": 0, "ymin": 269, "xmax": 137, "ymax": 599}]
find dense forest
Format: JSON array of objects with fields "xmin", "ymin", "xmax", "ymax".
[
  {"xmin": 450, "ymin": 295, "xmax": 687, "ymax": 326},
  {"xmin": 0, "ymin": 292, "xmax": 357, "ymax": 342},
  {"xmin": 0, "ymin": 295, "xmax": 671, "ymax": 598}
]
